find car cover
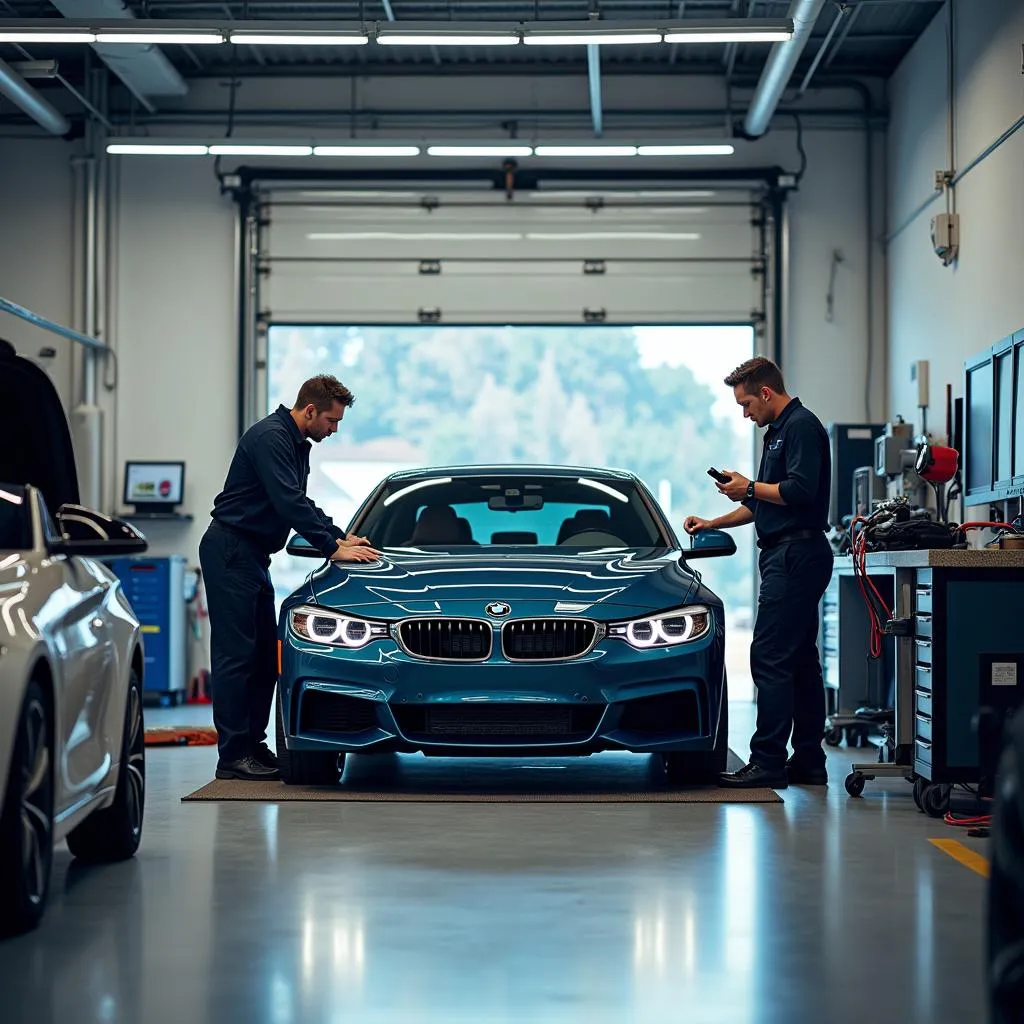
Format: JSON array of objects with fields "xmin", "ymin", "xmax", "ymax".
[{"xmin": 0, "ymin": 337, "xmax": 80, "ymax": 510}]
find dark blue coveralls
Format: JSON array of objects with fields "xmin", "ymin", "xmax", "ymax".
[
  {"xmin": 199, "ymin": 405, "xmax": 345, "ymax": 765},
  {"xmin": 742, "ymin": 398, "xmax": 834, "ymax": 774}
]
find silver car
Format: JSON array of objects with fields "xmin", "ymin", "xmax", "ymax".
[{"xmin": 0, "ymin": 483, "xmax": 149, "ymax": 936}]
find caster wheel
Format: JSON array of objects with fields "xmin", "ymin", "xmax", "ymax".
[
  {"xmin": 824, "ymin": 727, "xmax": 843, "ymax": 747},
  {"xmin": 845, "ymin": 772, "xmax": 866, "ymax": 797},
  {"xmin": 913, "ymin": 777, "xmax": 927, "ymax": 811},
  {"xmin": 923, "ymin": 783, "xmax": 952, "ymax": 819}
]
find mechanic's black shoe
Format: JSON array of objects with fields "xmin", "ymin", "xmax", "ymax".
[
  {"xmin": 252, "ymin": 742, "xmax": 280, "ymax": 770},
  {"xmin": 215, "ymin": 755, "xmax": 282, "ymax": 781},
  {"xmin": 786, "ymin": 757, "xmax": 829, "ymax": 786},
  {"xmin": 719, "ymin": 762, "xmax": 788, "ymax": 789}
]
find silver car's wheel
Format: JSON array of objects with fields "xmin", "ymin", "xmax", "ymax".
[
  {"xmin": 66, "ymin": 668, "xmax": 146, "ymax": 863},
  {"xmin": 0, "ymin": 678, "xmax": 54, "ymax": 937}
]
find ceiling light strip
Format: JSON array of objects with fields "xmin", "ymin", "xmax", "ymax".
[
  {"xmin": 106, "ymin": 140, "xmax": 739, "ymax": 158},
  {"xmin": 0, "ymin": 18, "xmax": 792, "ymax": 47}
]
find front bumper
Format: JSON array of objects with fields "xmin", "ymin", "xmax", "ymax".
[{"xmin": 278, "ymin": 618, "xmax": 726, "ymax": 757}]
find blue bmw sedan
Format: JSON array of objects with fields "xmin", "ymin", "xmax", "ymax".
[{"xmin": 276, "ymin": 466, "xmax": 735, "ymax": 787}]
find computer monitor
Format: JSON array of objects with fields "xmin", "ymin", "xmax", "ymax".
[{"xmin": 123, "ymin": 461, "xmax": 185, "ymax": 514}]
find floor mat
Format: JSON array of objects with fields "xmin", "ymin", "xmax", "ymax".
[
  {"xmin": 145, "ymin": 726, "xmax": 218, "ymax": 747},
  {"xmin": 181, "ymin": 750, "xmax": 783, "ymax": 803}
]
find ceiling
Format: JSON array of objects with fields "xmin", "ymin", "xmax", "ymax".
[{"xmin": 1, "ymin": 1, "xmax": 944, "ymax": 83}]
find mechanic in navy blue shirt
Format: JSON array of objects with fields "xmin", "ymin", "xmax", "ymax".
[
  {"xmin": 684, "ymin": 357, "xmax": 832, "ymax": 790},
  {"xmin": 199, "ymin": 375, "xmax": 380, "ymax": 781}
]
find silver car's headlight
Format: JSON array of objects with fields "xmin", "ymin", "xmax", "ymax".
[
  {"xmin": 607, "ymin": 605, "xmax": 712, "ymax": 649},
  {"xmin": 289, "ymin": 605, "xmax": 389, "ymax": 649}
]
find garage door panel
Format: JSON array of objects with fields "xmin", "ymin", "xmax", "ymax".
[
  {"xmin": 265, "ymin": 264, "xmax": 757, "ymax": 324},
  {"xmin": 261, "ymin": 189, "xmax": 762, "ymax": 326}
]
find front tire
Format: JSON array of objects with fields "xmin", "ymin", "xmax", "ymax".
[
  {"xmin": 276, "ymin": 693, "xmax": 344, "ymax": 786},
  {"xmin": 66, "ymin": 668, "xmax": 146, "ymax": 863},
  {"xmin": 0, "ymin": 678, "xmax": 54, "ymax": 937},
  {"xmin": 664, "ymin": 676, "xmax": 730, "ymax": 787}
]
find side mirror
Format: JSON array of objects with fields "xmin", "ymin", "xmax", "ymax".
[
  {"xmin": 52, "ymin": 505, "xmax": 148, "ymax": 557},
  {"xmin": 286, "ymin": 534, "xmax": 323, "ymax": 558},
  {"xmin": 682, "ymin": 529, "xmax": 736, "ymax": 559}
]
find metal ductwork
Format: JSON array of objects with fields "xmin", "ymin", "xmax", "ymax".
[
  {"xmin": 743, "ymin": 0, "xmax": 827, "ymax": 138},
  {"xmin": 0, "ymin": 57, "xmax": 70, "ymax": 135},
  {"xmin": 48, "ymin": 0, "xmax": 188, "ymax": 104}
]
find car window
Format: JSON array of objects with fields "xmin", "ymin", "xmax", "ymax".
[
  {"xmin": 357, "ymin": 475, "xmax": 667, "ymax": 549},
  {"xmin": 0, "ymin": 483, "xmax": 31, "ymax": 551}
]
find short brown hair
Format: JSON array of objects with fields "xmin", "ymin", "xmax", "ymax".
[
  {"xmin": 293, "ymin": 374, "xmax": 355, "ymax": 412},
  {"xmin": 724, "ymin": 357, "xmax": 786, "ymax": 395}
]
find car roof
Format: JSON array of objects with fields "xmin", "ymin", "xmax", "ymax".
[{"xmin": 385, "ymin": 465, "xmax": 638, "ymax": 483}]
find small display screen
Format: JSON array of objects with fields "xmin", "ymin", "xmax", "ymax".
[{"xmin": 124, "ymin": 462, "xmax": 184, "ymax": 506}]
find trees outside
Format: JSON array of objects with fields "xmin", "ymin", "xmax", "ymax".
[{"xmin": 267, "ymin": 324, "xmax": 755, "ymax": 619}]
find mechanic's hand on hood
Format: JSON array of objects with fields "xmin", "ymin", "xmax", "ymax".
[{"xmin": 331, "ymin": 539, "xmax": 381, "ymax": 562}]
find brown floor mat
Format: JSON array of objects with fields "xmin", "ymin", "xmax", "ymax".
[{"xmin": 181, "ymin": 750, "xmax": 783, "ymax": 803}]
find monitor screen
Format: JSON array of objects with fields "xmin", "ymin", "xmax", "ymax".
[{"xmin": 123, "ymin": 461, "xmax": 185, "ymax": 507}]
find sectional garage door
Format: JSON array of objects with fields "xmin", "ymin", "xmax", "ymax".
[{"xmin": 241, "ymin": 185, "xmax": 773, "ymax": 425}]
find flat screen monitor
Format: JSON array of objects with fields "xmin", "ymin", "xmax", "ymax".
[{"xmin": 123, "ymin": 461, "xmax": 185, "ymax": 512}]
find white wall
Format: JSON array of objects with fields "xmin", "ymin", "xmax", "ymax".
[
  {"xmin": 887, "ymin": 0, "xmax": 1024, "ymax": 429},
  {"xmin": 0, "ymin": 137, "xmax": 78, "ymax": 408},
  {"xmin": 3, "ymin": 70, "xmax": 885, "ymax": 568}
]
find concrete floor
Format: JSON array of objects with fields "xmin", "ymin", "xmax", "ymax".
[{"xmin": 0, "ymin": 701, "xmax": 990, "ymax": 1024}]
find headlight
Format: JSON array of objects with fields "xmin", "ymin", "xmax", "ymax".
[
  {"xmin": 289, "ymin": 605, "xmax": 389, "ymax": 649},
  {"xmin": 608, "ymin": 606, "xmax": 711, "ymax": 649}
]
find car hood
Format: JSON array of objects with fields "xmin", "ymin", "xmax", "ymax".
[{"xmin": 298, "ymin": 547, "xmax": 712, "ymax": 621}]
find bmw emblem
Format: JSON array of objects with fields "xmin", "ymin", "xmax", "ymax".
[{"xmin": 486, "ymin": 601, "xmax": 511, "ymax": 617}]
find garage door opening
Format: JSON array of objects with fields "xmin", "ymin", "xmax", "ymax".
[{"xmin": 267, "ymin": 322, "xmax": 755, "ymax": 699}]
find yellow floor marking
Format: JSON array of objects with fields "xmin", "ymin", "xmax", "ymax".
[{"xmin": 929, "ymin": 838, "xmax": 990, "ymax": 878}]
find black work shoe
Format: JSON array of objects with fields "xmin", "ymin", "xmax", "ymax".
[
  {"xmin": 252, "ymin": 742, "xmax": 280, "ymax": 770},
  {"xmin": 719, "ymin": 762, "xmax": 788, "ymax": 789},
  {"xmin": 215, "ymin": 755, "xmax": 282, "ymax": 781},
  {"xmin": 786, "ymin": 757, "xmax": 828, "ymax": 786}
]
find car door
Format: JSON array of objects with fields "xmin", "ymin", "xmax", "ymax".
[{"xmin": 34, "ymin": 502, "xmax": 119, "ymax": 813}]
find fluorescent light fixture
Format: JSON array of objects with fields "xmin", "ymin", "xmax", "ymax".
[
  {"xmin": 0, "ymin": 31, "xmax": 97, "ymax": 43},
  {"xmin": 524, "ymin": 31, "xmax": 662, "ymax": 46},
  {"xmin": 534, "ymin": 145, "xmax": 638, "ymax": 157},
  {"xmin": 663, "ymin": 29, "xmax": 791, "ymax": 43},
  {"xmin": 578, "ymin": 478, "xmax": 629, "ymax": 503},
  {"xmin": 637, "ymin": 144, "xmax": 735, "ymax": 156},
  {"xmin": 94, "ymin": 32, "xmax": 225, "ymax": 44},
  {"xmin": 0, "ymin": 488, "xmax": 24, "ymax": 505},
  {"xmin": 427, "ymin": 145, "xmax": 534, "ymax": 157},
  {"xmin": 107, "ymin": 143, "xmax": 209, "ymax": 155},
  {"xmin": 208, "ymin": 144, "xmax": 313, "ymax": 156},
  {"xmin": 313, "ymin": 145, "xmax": 420, "ymax": 156},
  {"xmin": 229, "ymin": 32, "xmax": 368, "ymax": 45},
  {"xmin": 376, "ymin": 24, "xmax": 519, "ymax": 46},
  {"xmin": 383, "ymin": 478, "xmax": 453, "ymax": 506},
  {"xmin": 378, "ymin": 33, "xmax": 518, "ymax": 45}
]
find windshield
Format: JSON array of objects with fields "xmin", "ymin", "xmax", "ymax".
[{"xmin": 356, "ymin": 474, "xmax": 670, "ymax": 550}]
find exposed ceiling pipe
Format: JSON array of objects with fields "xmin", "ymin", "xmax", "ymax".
[
  {"xmin": 743, "ymin": 0, "xmax": 826, "ymax": 138},
  {"xmin": 0, "ymin": 57, "xmax": 70, "ymax": 134},
  {"xmin": 48, "ymin": 0, "xmax": 188, "ymax": 103}
]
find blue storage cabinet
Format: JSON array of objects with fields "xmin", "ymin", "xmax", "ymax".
[{"xmin": 105, "ymin": 555, "xmax": 187, "ymax": 705}]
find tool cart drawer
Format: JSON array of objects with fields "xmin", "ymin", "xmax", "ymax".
[
  {"xmin": 915, "ymin": 689, "xmax": 933, "ymax": 718},
  {"xmin": 915, "ymin": 664, "xmax": 934, "ymax": 695},
  {"xmin": 915, "ymin": 714, "xmax": 933, "ymax": 744}
]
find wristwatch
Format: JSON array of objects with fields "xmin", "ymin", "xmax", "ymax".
[{"xmin": 746, "ymin": 481, "xmax": 756, "ymax": 500}]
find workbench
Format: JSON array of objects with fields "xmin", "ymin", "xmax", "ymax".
[{"xmin": 824, "ymin": 548, "xmax": 1024, "ymax": 812}]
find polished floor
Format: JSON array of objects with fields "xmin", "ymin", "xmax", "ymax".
[{"xmin": 0, "ymin": 701, "xmax": 990, "ymax": 1024}]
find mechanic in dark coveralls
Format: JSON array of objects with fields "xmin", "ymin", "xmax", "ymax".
[
  {"xmin": 684, "ymin": 357, "xmax": 832, "ymax": 790},
  {"xmin": 199, "ymin": 375, "xmax": 380, "ymax": 781}
]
